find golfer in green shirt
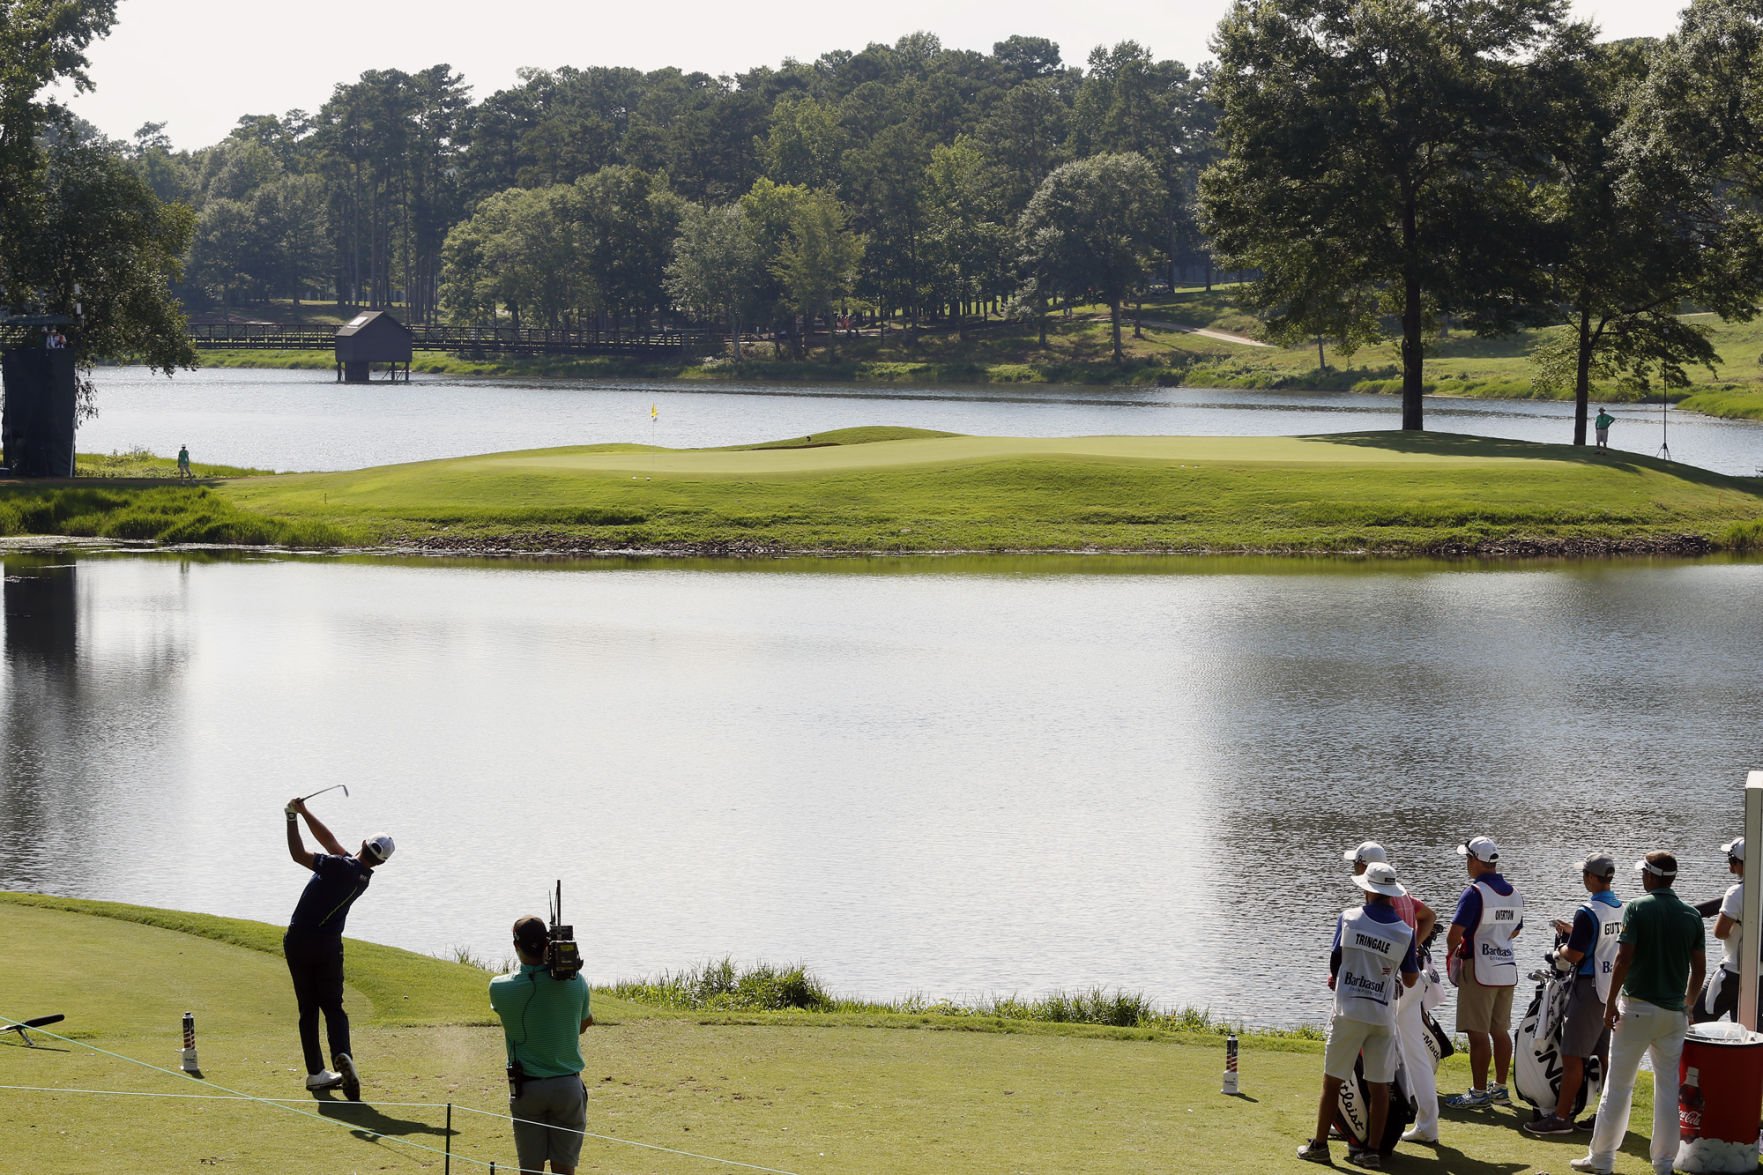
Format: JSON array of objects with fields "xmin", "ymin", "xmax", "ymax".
[
  {"xmin": 489, "ymin": 917, "xmax": 594, "ymax": 1174},
  {"xmin": 1572, "ymin": 851, "xmax": 1704, "ymax": 1175},
  {"xmin": 1593, "ymin": 408, "xmax": 1615, "ymax": 451}
]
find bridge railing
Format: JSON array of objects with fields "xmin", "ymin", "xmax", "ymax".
[{"xmin": 186, "ymin": 322, "xmax": 719, "ymax": 355}]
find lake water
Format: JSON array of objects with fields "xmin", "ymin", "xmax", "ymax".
[
  {"xmin": 80, "ymin": 366, "xmax": 1763, "ymax": 477},
  {"xmin": 4, "ymin": 551, "xmax": 1759, "ymax": 1027}
]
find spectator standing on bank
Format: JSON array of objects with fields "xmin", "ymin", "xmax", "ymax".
[
  {"xmin": 176, "ymin": 444, "xmax": 192, "ymax": 480},
  {"xmin": 1343, "ymin": 841, "xmax": 1442, "ymax": 1144},
  {"xmin": 1298, "ymin": 861, "xmax": 1420, "ymax": 1169},
  {"xmin": 1443, "ymin": 836, "xmax": 1523, "ymax": 1109},
  {"xmin": 1594, "ymin": 407, "xmax": 1615, "ymax": 451},
  {"xmin": 1692, "ymin": 837, "xmax": 1744, "ymax": 1023},
  {"xmin": 1572, "ymin": 851, "xmax": 1704, "ymax": 1175},
  {"xmin": 1524, "ymin": 853, "xmax": 1623, "ymax": 1136}
]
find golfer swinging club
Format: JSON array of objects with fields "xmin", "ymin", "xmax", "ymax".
[{"xmin": 283, "ymin": 796, "xmax": 394, "ymax": 1099}]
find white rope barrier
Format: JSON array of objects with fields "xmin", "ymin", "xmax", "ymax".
[{"xmin": 0, "ymin": 1014, "xmax": 806, "ymax": 1175}]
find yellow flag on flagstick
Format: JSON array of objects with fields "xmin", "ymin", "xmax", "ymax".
[{"xmin": 651, "ymin": 403, "xmax": 658, "ymax": 420}]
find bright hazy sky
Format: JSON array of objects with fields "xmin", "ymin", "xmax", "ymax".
[{"xmin": 64, "ymin": 0, "xmax": 1688, "ymax": 150}]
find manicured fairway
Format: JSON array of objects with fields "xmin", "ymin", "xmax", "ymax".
[
  {"xmin": 214, "ymin": 427, "xmax": 1763, "ymax": 554},
  {"xmin": 0, "ymin": 893, "xmax": 1672, "ymax": 1174}
]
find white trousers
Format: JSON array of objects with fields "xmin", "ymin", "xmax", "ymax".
[
  {"xmin": 1587, "ymin": 996, "xmax": 1685, "ymax": 1175},
  {"xmin": 1395, "ymin": 982, "xmax": 1439, "ymax": 1135}
]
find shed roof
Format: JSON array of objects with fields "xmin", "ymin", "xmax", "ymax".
[{"xmin": 335, "ymin": 310, "xmax": 411, "ymax": 338}]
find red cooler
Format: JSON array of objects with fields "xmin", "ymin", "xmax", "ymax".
[{"xmin": 1677, "ymin": 1022, "xmax": 1763, "ymax": 1174}]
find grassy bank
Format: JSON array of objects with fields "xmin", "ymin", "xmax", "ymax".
[
  {"xmin": 5, "ymin": 429, "xmax": 1762, "ymax": 556},
  {"xmin": 0, "ymin": 893, "xmax": 1671, "ymax": 1173},
  {"xmin": 191, "ymin": 291, "xmax": 1763, "ymax": 402},
  {"xmin": 207, "ymin": 427, "xmax": 1763, "ymax": 556}
]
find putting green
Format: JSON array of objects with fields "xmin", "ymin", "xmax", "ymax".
[{"xmin": 213, "ymin": 427, "xmax": 1763, "ymax": 554}]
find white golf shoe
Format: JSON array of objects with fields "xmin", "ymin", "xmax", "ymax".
[{"xmin": 304, "ymin": 1068, "xmax": 344, "ymax": 1091}]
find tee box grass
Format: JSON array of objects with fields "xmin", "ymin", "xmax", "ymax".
[{"xmin": 0, "ymin": 892, "xmax": 1675, "ymax": 1174}]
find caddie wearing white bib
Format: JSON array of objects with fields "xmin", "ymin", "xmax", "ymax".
[
  {"xmin": 1524, "ymin": 853, "xmax": 1622, "ymax": 1136},
  {"xmin": 1344, "ymin": 841, "xmax": 1441, "ymax": 1144},
  {"xmin": 1298, "ymin": 861, "xmax": 1419, "ymax": 1169},
  {"xmin": 1443, "ymin": 835, "xmax": 1524, "ymax": 1110}
]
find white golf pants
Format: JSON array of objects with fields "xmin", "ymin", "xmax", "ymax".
[
  {"xmin": 1587, "ymin": 996, "xmax": 1685, "ymax": 1175},
  {"xmin": 1396, "ymin": 981, "xmax": 1439, "ymax": 1136}
]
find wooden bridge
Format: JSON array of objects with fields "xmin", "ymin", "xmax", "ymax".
[{"xmin": 186, "ymin": 322, "xmax": 717, "ymax": 357}]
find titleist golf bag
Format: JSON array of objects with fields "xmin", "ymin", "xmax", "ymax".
[
  {"xmin": 1335, "ymin": 1050, "xmax": 1415, "ymax": 1156},
  {"xmin": 1512, "ymin": 943, "xmax": 1604, "ymax": 1120}
]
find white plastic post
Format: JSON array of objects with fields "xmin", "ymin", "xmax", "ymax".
[{"xmin": 1742, "ymin": 771, "xmax": 1763, "ymax": 1032}]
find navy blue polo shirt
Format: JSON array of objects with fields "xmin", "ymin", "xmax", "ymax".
[{"xmin": 288, "ymin": 853, "xmax": 373, "ymax": 936}]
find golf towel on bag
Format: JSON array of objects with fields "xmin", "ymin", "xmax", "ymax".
[
  {"xmin": 1335, "ymin": 1053, "xmax": 1415, "ymax": 1157},
  {"xmin": 1513, "ymin": 956, "xmax": 1603, "ymax": 1120}
]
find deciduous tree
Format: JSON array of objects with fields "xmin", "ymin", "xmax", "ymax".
[{"xmin": 1200, "ymin": 0, "xmax": 1571, "ymax": 430}]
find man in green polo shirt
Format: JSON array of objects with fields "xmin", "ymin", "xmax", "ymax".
[
  {"xmin": 489, "ymin": 917, "xmax": 594, "ymax": 1174},
  {"xmin": 1572, "ymin": 851, "xmax": 1704, "ymax": 1175}
]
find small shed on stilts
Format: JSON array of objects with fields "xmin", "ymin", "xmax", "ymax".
[{"xmin": 334, "ymin": 311, "xmax": 413, "ymax": 383}]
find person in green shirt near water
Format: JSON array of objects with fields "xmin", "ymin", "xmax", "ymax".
[
  {"xmin": 1571, "ymin": 851, "xmax": 1705, "ymax": 1175},
  {"xmin": 176, "ymin": 444, "xmax": 192, "ymax": 479},
  {"xmin": 489, "ymin": 916, "xmax": 594, "ymax": 1174},
  {"xmin": 1593, "ymin": 408, "xmax": 1615, "ymax": 452}
]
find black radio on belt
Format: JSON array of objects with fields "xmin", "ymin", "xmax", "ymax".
[{"xmin": 547, "ymin": 880, "xmax": 582, "ymax": 981}]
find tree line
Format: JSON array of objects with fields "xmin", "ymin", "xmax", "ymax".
[
  {"xmin": 127, "ymin": 34, "xmax": 1211, "ymax": 362},
  {"xmin": 10, "ymin": 1, "xmax": 1763, "ymax": 436}
]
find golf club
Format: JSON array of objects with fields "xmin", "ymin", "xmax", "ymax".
[
  {"xmin": 2, "ymin": 1013, "xmax": 65, "ymax": 1046},
  {"xmin": 298, "ymin": 784, "xmax": 350, "ymax": 803}
]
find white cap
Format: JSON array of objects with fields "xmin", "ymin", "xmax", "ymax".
[
  {"xmin": 1353, "ymin": 861, "xmax": 1407, "ymax": 898},
  {"xmin": 1457, "ymin": 836, "xmax": 1500, "ymax": 863},
  {"xmin": 364, "ymin": 834, "xmax": 395, "ymax": 863},
  {"xmin": 1343, "ymin": 841, "xmax": 1388, "ymax": 865},
  {"xmin": 1723, "ymin": 837, "xmax": 1745, "ymax": 863}
]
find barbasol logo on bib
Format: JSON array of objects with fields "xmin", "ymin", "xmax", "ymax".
[{"xmin": 1481, "ymin": 942, "xmax": 1514, "ymax": 959}]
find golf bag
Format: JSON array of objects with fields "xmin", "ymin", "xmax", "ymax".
[
  {"xmin": 1512, "ymin": 948, "xmax": 1604, "ymax": 1120},
  {"xmin": 1335, "ymin": 1048, "xmax": 1415, "ymax": 1157}
]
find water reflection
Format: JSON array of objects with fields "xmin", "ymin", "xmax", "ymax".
[{"xmin": 2, "ymin": 552, "xmax": 1760, "ymax": 1027}]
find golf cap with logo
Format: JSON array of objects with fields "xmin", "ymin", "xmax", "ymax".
[
  {"xmin": 1456, "ymin": 836, "xmax": 1500, "ymax": 863},
  {"xmin": 1352, "ymin": 861, "xmax": 1407, "ymax": 898},
  {"xmin": 1635, "ymin": 852, "xmax": 1678, "ymax": 878},
  {"xmin": 1723, "ymin": 837, "xmax": 1746, "ymax": 863},
  {"xmin": 364, "ymin": 834, "xmax": 395, "ymax": 863},
  {"xmin": 1574, "ymin": 852, "xmax": 1616, "ymax": 879},
  {"xmin": 1342, "ymin": 841, "xmax": 1388, "ymax": 865}
]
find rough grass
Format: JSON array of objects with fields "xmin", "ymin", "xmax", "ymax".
[
  {"xmin": 603, "ymin": 958, "xmax": 1301, "ymax": 1036},
  {"xmin": 0, "ymin": 483, "xmax": 358, "ymax": 546},
  {"xmin": 0, "ymin": 892, "xmax": 1672, "ymax": 1174},
  {"xmin": 73, "ymin": 447, "xmax": 269, "ymax": 479},
  {"xmin": 214, "ymin": 426, "xmax": 1763, "ymax": 555}
]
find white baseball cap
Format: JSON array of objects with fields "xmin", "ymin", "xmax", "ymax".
[
  {"xmin": 1457, "ymin": 836, "xmax": 1500, "ymax": 863},
  {"xmin": 1353, "ymin": 861, "xmax": 1407, "ymax": 898},
  {"xmin": 364, "ymin": 834, "xmax": 395, "ymax": 863},
  {"xmin": 1723, "ymin": 837, "xmax": 1746, "ymax": 863},
  {"xmin": 1343, "ymin": 841, "xmax": 1388, "ymax": 865}
]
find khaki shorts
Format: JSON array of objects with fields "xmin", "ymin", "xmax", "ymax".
[
  {"xmin": 1324, "ymin": 1013, "xmax": 1399, "ymax": 1083},
  {"xmin": 1456, "ymin": 971, "xmax": 1516, "ymax": 1035}
]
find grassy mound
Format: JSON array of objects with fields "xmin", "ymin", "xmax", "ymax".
[
  {"xmin": 216, "ymin": 429, "xmax": 1763, "ymax": 555},
  {"xmin": 0, "ymin": 893, "xmax": 1666, "ymax": 1173}
]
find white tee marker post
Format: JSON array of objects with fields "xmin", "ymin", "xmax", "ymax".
[{"xmin": 1743, "ymin": 771, "xmax": 1763, "ymax": 1032}]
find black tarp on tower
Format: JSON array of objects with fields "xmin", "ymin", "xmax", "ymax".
[{"xmin": 2, "ymin": 346, "xmax": 76, "ymax": 476}]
